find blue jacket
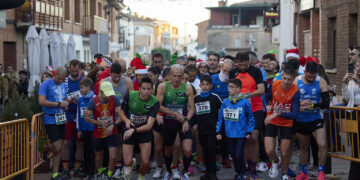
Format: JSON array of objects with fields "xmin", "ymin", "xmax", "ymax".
[
  {"xmin": 76, "ymin": 91, "xmax": 94, "ymax": 132},
  {"xmin": 216, "ymin": 98, "xmax": 255, "ymax": 138}
]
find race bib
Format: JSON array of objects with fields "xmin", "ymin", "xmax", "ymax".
[
  {"xmin": 195, "ymin": 101, "xmax": 211, "ymax": 115},
  {"xmin": 67, "ymin": 90, "xmax": 81, "ymax": 99},
  {"xmin": 130, "ymin": 114, "xmax": 148, "ymax": 125},
  {"xmin": 55, "ymin": 113, "xmax": 66, "ymax": 125},
  {"xmin": 80, "ymin": 107, "xmax": 87, "ymax": 118},
  {"xmin": 223, "ymin": 108, "xmax": 240, "ymax": 122},
  {"xmin": 166, "ymin": 106, "xmax": 183, "ymax": 119},
  {"xmin": 97, "ymin": 116, "xmax": 113, "ymax": 128},
  {"xmin": 304, "ymin": 107, "xmax": 317, "ymax": 113}
]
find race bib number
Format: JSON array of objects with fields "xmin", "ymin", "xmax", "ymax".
[
  {"xmin": 195, "ymin": 101, "xmax": 211, "ymax": 115},
  {"xmin": 166, "ymin": 106, "xmax": 183, "ymax": 119},
  {"xmin": 304, "ymin": 107, "xmax": 317, "ymax": 113},
  {"xmin": 68, "ymin": 90, "xmax": 81, "ymax": 99},
  {"xmin": 130, "ymin": 114, "xmax": 148, "ymax": 125},
  {"xmin": 55, "ymin": 113, "xmax": 66, "ymax": 125},
  {"xmin": 80, "ymin": 107, "xmax": 87, "ymax": 118},
  {"xmin": 223, "ymin": 108, "xmax": 240, "ymax": 122},
  {"xmin": 97, "ymin": 116, "xmax": 112, "ymax": 128}
]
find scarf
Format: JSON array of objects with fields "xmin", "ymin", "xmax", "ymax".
[
  {"xmin": 229, "ymin": 93, "xmax": 243, "ymax": 104},
  {"xmin": 68, "ymin": 74, "xmax": 82, "ymax": 81},
  {"xmin": 200, "ymin": 90, "xmax": 211, "ymax": 98},
  {"xmin": 82, "ymin": 91, "xmax": 95, "ymax": 102}
]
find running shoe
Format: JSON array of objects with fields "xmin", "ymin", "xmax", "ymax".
[
  {"xmin": 197, "ymin": 162, "xmax": 207, "ymax": 172},
  {"xmin": 113, "ymin": 167, "xmax": 122, "ymax": 179},
  {"xmin": 151, "ymin": 160, "xmax": 158, "ymax": 169},
  {"xmin": 222, "ymin": 159, "xmax": 232, "ymax": 168},
  {"xmin": 281, "ymin": 174, "xmax": 290, "ymax": 180},
  {"xmin": 162, "ymin": 172, "xmax": 172, "ymax": 180},
  {"xmin": 74, "ymin": 168, "xmax": 86, "ymax": 178},
  {"xmin": 183, "ymin": 173, "xmax": 190, "ymax": 180},
  {"xmin": 153, "ymin": 167, "xmax": 163, "ymax": 179},
  {"xmin": 317, "ymin": 171, "xmax": 325, "ymax": 180},
  {"xmin": 268, "ymin": 163, "xmax": 279, "ymax": 178},
  {"xmin": 123, "ymin": 166, "xmax": 133, "ymax": 180},
  {"xmin": 137, "ymin": 174, "xmax": 145, "ymax": 180},
  {"xmin": 187, "ymin": 165, "xmax": 194, "ymax": 176},
  {"xmin": 172, "ymin": 169, "xmax": 181, "ymax": 180},
  {"xmin": 61, "ymin": 169, "xmax": 70, "ymax": 179},
  {"xmin": 50, "ymin": 173, "xmax": 61, "ymax": 180},
  {"xmin": 216, "ymin": 162, "xmax": 221, "ymax": 171},
  {"xmin": 256, "ymin": 161, "xmax": 269, "ymax": 172},
  {"xmin": 94, "ymin": 173, "xmax": 103, "ymax": 180},
  {"xmin": 295, "ymin": 172, "xmax": 309, "ymax": 180},
  {"xmin": 250, "ymin": 173, "xmax": 259, "ymax": 180},
  {"xmin": 288, "ymin": 168, "xmax": 296, "ymax": 177}
]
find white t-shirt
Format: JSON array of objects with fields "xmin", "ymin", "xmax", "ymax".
[{"xmin": 187, "ymin": 79, "xmax": 201, "ymax": 95}]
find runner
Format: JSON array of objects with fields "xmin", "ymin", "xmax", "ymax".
[
  {"xmin": 294, "ymin": 61, "xmax": 330, "ymax": 180},
  {"xmin": 192, "ymin": 75, "xmax": 222, "ymax": 180},
  {"xmin": 99, "ymin": 62, "xmax": 134, "ymax": 178},
  {"xmin": 216, "ymin": 78, "xmax": 255, "ymax": 180},
  {"xmin": 38, "ymin": 67, "xmax": 69, "ymax": 180},
  {"xmin": 130, "ymin": 57, "xmax": 148, "ymax": 91},
  {"xmin": 234, "ymin": 52, "xmax": 265, "ymax": 179},
  {"xmin": 76, "ymin": 77, "xmax": 95, "ymax": 178},
  {"xmin": 156, "ymin": 64, "xmax": 195, "ymax": 180},
  {"xmin": 211, "ymin": 59, "xmax": 233, "ymax": 169},
  {"xmin": 84, "ymin": 81, "xmax": 122, "ymax": 180},
  {"xmin": 263, "ymin": 67, "xmax": 300, "ymax": 180},
  {"xmin": 208, "ymin": 53, "xmax": 221, "ymax": 76},
  {"xmin": 119, "ymin": 77, "xmax": 159, "ymax": 180},
  {"xmin": 62, "ymin": 59, "xmax": 85, "ymax": 178}
]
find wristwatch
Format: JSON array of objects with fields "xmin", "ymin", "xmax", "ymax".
[{"xmin": 57, "ymin": 102, "xmax": 61, "ymax": 107}]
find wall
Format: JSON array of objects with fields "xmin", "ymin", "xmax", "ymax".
[
  {"xmin": 197, "ymin": 20, "xmax": 209, "ymax": 47},
  {"xmin": 211, "ymin": 9, "xmax": 232, "ymax": 26},
  {"xmin": 206, "ymin": 26, "xmax": 278, "ymax": 58},
  {"xmin": 279, "ymin": 0, "xmax": 296, "ymax": 64},
  {"xmin": 320, "ymin": 0, "xmax": 358, "ymax": 94},
  {"xmin": 62, "ymin": 0, "xmax": 83, "ymax": 35}
]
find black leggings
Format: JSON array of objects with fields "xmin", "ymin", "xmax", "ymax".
[
  {"xmin": 199, "ymin": 133, "xmax": 217, "ymax": 174},
  {"xmin": 226, "ymin": 138, "xmax": 246, "ymax": 174}
]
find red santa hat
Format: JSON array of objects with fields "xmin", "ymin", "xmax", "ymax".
[
  {"xmin": 286, "ymin": 48, "xmax": 300, "ymax": 59},
  {"xmin": 196, "ymin": 59, "xmax": 207, "ymax": 65},
  {"xmin": 130, "ymin": 57, "xmax": 148, "ymax": 74}
]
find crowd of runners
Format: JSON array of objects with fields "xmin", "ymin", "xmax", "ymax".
[{"xmin": 39, "ymin": 49, "xmax": 331, "ymax": 180}]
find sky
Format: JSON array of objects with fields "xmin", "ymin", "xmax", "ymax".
[{"xmin": 124, "ymin": 0, "xmax": 249, "ymax": 44}]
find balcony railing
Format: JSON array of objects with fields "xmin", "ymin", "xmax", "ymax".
[
  {"xmin": 15, "ymin": 0, "xmax": 63, "ymax": 31},
  {"xmin": 83, "ymin": 15, "xmax": 108, "ymax": 35}
]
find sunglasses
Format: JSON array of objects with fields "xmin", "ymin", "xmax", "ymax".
[{"xmin": 199, "ymin": 66, "xmax": 207, "ymax": 69}]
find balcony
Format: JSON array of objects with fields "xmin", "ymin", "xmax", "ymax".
[
  {"xmin": 15, "ymin": 0, "xmax": 63, "ymax": 31},
  {"xmin": 83, "ymin": 15, "xmax": 108, "ymax": 36}
]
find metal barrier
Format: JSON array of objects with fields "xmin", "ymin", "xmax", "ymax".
[
  {"xmin": 327, "ymin": 106, "xmax": 360, "ymax": 162},
  {"xmin": 0, "ymin": 119, "xmax": 29, "ymax": 180},
  {"xmin": 30, "ymin": 112, "xmax": 52, "ymax": 180}
]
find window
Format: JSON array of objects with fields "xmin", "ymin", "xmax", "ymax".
[
  {"xmin": 327, "ymin": 17, "xmax": 337, "ymax": 69},
  {"xmin": 65, "ymin": 0, "xmax": 70, "ymax": 20},
  {"xmin": 349, "ymin": 13, "xmax": 358, "ymax": 46},
  {"xmin": 232, "ymin": 15, "xmax": 238, "ymax": 25},
  {"xmin": 98, "ymin": 2, "xmax": 102, "ymax": 17},
  {"xmin": 75, "ymin": 0, "xmax": 80, "ymax": 23}
]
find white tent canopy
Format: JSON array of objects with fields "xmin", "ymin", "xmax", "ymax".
[
  {"xmin": 26, "ymin": 25, "xmax": 41, "ymax": 95},
  {"xmin": 39, "ymin": 28, "xmax": 49, "ymax": 74},
  {"xmin": 50, "ymin": 32, "xmax": 61, "ymax": 69},
  {"xmin": 67, "ymin": 35, "xmax": 76, "ymax": 63},
  {"xmin": 58, "ymin": 34, "xmax": 67, "ymax": 66}
]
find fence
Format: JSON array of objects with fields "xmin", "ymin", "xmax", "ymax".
[
  {"xmin": 0, "ymin": 119, "xmax": 29, "ymax": 180},
  {"xmin": 327, "ymin": 106, "xmax": 360, "ymax": 162},
  {"xmin": 30, "ymin": 113, "xmax": 52, "ymax": 180}
]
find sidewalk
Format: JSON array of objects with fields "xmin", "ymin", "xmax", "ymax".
[{"xmin": 34, "ymin": 153, "xmax": 350, "ymax": 180}]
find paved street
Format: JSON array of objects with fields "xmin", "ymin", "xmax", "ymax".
[{"xmin": 34, "ymin": 151, "xmax": 350, "ymax": 180}]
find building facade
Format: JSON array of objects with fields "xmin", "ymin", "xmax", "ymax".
[{"xmin": 206, "ymin": 0, "xmax": 279, "ymax": 58}]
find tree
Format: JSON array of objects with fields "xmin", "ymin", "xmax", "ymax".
[{"xmin": 1, "ymin": 90, "xmax": 33, "ymax": 122}]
